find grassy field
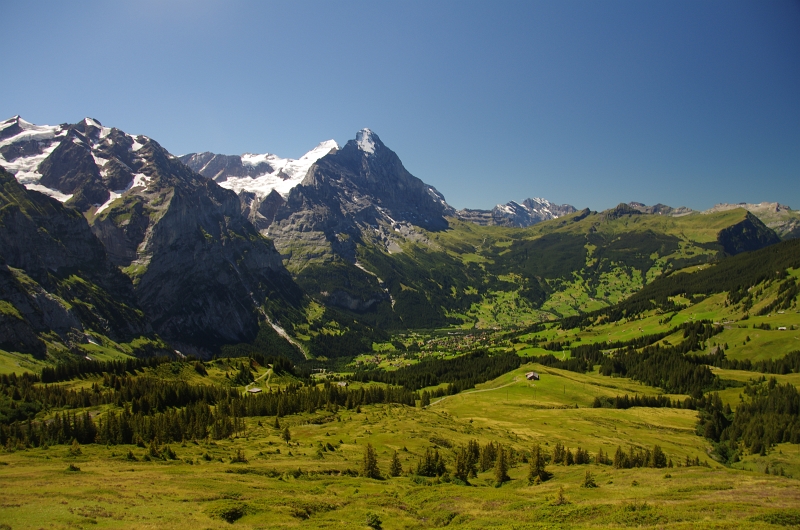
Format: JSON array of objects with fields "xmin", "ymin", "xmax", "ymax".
[{"xmin": 2, "ymin": 358, "xmax": 800, "ymax": 529}]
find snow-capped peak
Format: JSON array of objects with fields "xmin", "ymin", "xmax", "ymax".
[
  {"xmin": 82, "ymin": 117, "xmax": 112, "ymax": 140},
  {"xmin": 356, "ymin": 128, "xmax": 377, "ymax": 155},
  {"xmin": 83, "ymin": 117, "xmax": 102, "ymax": 128}
]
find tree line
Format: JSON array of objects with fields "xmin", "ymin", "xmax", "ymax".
[
  {"xmin": 353, "ymin": 350, "xmax": 521, "ymax": 391},
  {"xmin": 0, "ymin": 366, "xmax": 419, "ymax": 448}
]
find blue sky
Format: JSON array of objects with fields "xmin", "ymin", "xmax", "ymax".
[{"xmin": 2, "ymin": 0, "xmax": 798, "ymax": 211}]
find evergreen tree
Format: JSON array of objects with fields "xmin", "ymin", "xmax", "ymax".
[
  {"xmin": 479, "ymin": 441, "xmax": 497, "ymax": 472},
  {"xmin": 651, "ymin": 444, "xmax": 667, "ymax": 468},
  {"xmin": 454, "ymin": 445, "xmax": 471, "ymax": 483},
  {"xmin": 361, "ymin": 443, "xmax": 381, "ymax": 479},
  {"xmin": 527, "ymin": 443, "xmax": 551, "ymax": 484},
  {"xmin": 389, "ymin": 450, "xmax": 403, "ymax": 477},
  {"xmin": 494, "ymin": 444, "xmax": 510, "ymax": 484},
  {"xmin": 281, "ymin": 426, "xmax": 291, "ymax": 445}
]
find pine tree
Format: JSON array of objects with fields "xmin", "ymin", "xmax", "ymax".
[
  {"xmin": 527, "ymin": 443, "xmax": 551, "ymax": 484},
  {"xmin": 389, "ymin": 450, "xmax": 403, "ymax": 477},
  {"xmin": 582, "ymin": 469, "xmax": 598, "ymax": 488},
  {"xmin": 454, "ymin": 445, "xmax": 471, "ymax": 482},
  {"xmin": 552, "ymin": 442, "xmax": 566, "ymax": 464},
  {"xmin": 651, "ymin": 444, "xmax": 667, "ymax": 468},
  {"xmin": 361, "ymin": 443, "xmax": 381, "ymax": 479},
  {"xmin": 281, "ymin": 426, "xmax": 291, "ymax": 445},
  {"xmin": 479, "ymin": 441, "xmax": 497, "ymax": 472},
  {"xmin": 494, "ymin": 444, "xmax": 510, "ymax": 484},
  {"xmin": 553, "ymin": 486, "xmax": 568, "ymax": 506}
]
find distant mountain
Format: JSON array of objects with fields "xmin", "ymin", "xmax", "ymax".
[
  {"xmin": 627, "ymin": 202, "xmax": 693, "ymax": 216},
  {"xmin": 457, "ymin": 198, "xmax": 577, "ymax": 227},
  {"xmin": 179, "ymin": 140, "xmax": 338, "ymax": 198},
  {"xmin": 704, "ymin": 202, "xmax": 800, "ymax": 240},
  {"xmin": 0, "ymin": 115, "xmax": 791, "ymax": 358},
  {"xmin": 0, "ymin": 116, "xmax": 302, "ymax": 356}
]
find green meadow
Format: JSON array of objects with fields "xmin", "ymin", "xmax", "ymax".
[{"xmin": 2, "ymin": 355, "xmax": 800, "ymax": 529}]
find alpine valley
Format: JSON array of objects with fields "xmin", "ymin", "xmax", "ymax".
[{"xmin": 1, "ymin": 116, "xmax": 800, "ymax": 529}]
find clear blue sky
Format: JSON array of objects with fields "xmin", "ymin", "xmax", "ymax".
[{"xmin": 2, "ymin": 0, "xmax": 798, "ymax": 211}]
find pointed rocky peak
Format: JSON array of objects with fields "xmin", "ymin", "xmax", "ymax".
[
  {"xmin": 76, "ymin": 117, "xmax": 111, "ymax": 142},
  {"xmin": 355, "ymin": 128, "xmax": 380, "ymax": 155}
]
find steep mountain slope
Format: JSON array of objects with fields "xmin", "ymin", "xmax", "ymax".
[
  {"xmin": 179, "ymin": 141, "xmax": 339, "ymax": 232},
  {"xmin": 0, "ymin": 166, "xmax": 152, "ymax": 358},
  {"xmin": 266, "ymin": 129, "xmax": 454, "ymax": 266},
  {"xmin": 0, "ymin": 116, "xmax": 304, "ymax": 356},
  {"xmin": 705, "ymin": 202, "xmax": 800, "ymax": 240}
]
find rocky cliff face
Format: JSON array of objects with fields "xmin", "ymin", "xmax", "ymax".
[
  {"xmin": 0, "ymin": 166, "xmax": 150, "ymax": 357},
  {"xmin": 266, "ymin": 129, "xmax": 454, "ymax": 268},
  {"xmin": 0, "ymin": 117, "xmax": 303, "ymax": 356}
]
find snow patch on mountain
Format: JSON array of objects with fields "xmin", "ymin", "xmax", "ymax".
[
  {"xmin": 222, "ymin": 140, "xmax": 338, "ymax": 198},
  {"xmin": 0, "ymin": 117, "xmax": 60, "ymax": 148},
  {"xmin": 0, "ymin": 116, "xmax": 154, "ymax": 204},
  {"xmin": 356, "ymin": 128, "xmax": 376, "ymax": 154}
]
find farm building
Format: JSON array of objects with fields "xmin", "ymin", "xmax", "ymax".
[
  {"xmin": 526, "ymin": 372, "xmax": 540, "ymax": 381},
  {"xmin": 247, "ymin": 387, "xmax": 262, "ymax": 394}
]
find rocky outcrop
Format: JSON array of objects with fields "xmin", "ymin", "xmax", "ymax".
[{"xmin": 179, "ymin": 152, "xmax": 274, "ymax": 182}]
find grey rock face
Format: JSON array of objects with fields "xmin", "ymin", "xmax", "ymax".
[
  {"xmin": 239, "ymin": 189, "xmax": 286, "ymax": 231},
  {"xmin": 90, "ymin": 136, "xmax": 301, "ymax": 353},
  {"xmin": 1, "ymin": 117, "xmax": 303, "ymax": 355},
  {"xmin": 0, "ymin": 166, "xmax": 150, "ymax": 354},
  {"xmin": 179, "ymin": 152, "xmax": 274, "ymax": 182},
  {"xmin": 267, "ymin": 129, "xmax": 454, "ymax": 268}
]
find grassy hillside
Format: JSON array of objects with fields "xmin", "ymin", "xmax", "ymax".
[
  {"xmin": 335, "ymin": 207, "xmax": 781, "ymax": 334},
  {"xmin": 1, "ymin": 354, "xmax": 799, "ymax": 529}
]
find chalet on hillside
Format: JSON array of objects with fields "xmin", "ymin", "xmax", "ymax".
[{"xmin": 526, "ymin": 371, "xmax": 540, "ymax": 381}]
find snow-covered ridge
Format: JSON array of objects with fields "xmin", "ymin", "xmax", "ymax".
[
  {"xmin": 219, "ymin": 140, "xmax": 338, "ymax": 199},
  {"xmin": 0, "ymin": 116, "xmax": 152, "ymax": 205}
]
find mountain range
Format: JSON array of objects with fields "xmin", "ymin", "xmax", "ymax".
[{"xmin": 0, "ymin": 115, "xmax": 795, "ymax": 359}]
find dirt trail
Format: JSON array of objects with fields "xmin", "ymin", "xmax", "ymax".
[{"xmin": 428, "ymin": 376, "xmax": 522, "ymax": 407}]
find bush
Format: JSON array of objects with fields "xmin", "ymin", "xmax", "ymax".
[{"xmin": 365, "ymin": 512, "xmax": 382, "ymax": 529}]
